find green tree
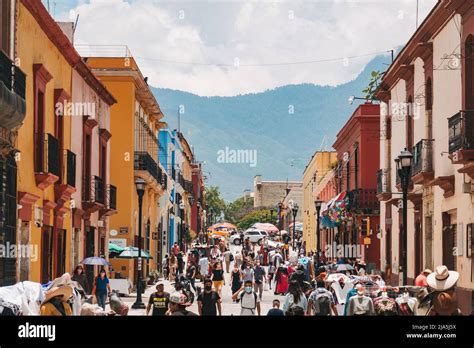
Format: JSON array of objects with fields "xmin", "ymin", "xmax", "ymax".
[
  {"xmin": 362, "ymin": 70, "xmax": 383, "ymax": 101},
  {"xmin": 224, "ymin": 196, "xmax": 254, "ymax": 224},
  {"xmin": 237, "ymin": 208, "xmax": 272, "ymax": 230},
  {"xmin": 205, "ymin": 186, "xmax": 226, "ymax": 224}
]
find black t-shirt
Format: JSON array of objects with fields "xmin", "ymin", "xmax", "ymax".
[
  {"xmin": 212, "ymin": 269, "xmax": 224, "ymax": 281},
  {"xmin": 197, "ymin": 291, "xmax": 220, "ymax": 316},
  {"xmin": 267, "ymin": 308, "xmax": 284, "ymax": 316},
  {"xmin": 148, "ymin": 292, "xmax": 170, "ymax": 316},
  {"xmin": 186, "ymin": 264, "xmax": 196, "ymax": 278}
]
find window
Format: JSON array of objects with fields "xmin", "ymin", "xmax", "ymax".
[
  {"xmin": 0, "ymin": 0, "xmax": 11, "ymax": 55},
  {"xmin": 33, "ymin": 65, "xmax": 52, "ymax": 173},
  {"xmin": 425, "ymin": 78, "xmax": 432, "ymax": 111}
]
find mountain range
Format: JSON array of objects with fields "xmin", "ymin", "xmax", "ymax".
[{"xmin": 152, "ymin": 55, "xmax": 388, "ymax": 201}]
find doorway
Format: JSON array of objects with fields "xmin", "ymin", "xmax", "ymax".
[
  {"xmin": 442, "ymin": 212, "xmax": 456, "ymax": 271},
  {"xmin": 0, "ymin": 154, "xmax": 17, "ymax": 286}
]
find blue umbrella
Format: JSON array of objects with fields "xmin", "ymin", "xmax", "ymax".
[{"xmin": 80, "ymin": 256, "xmax": 111, "ymax": 266}]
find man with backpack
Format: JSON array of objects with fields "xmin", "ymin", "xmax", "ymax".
[
  {"xmin": 231, "ymin": 280, "xmax": 261, "ymax": 316},
  {"xmin": 307, "ymin": 280, "xmax": 338, "ymax": 316}
]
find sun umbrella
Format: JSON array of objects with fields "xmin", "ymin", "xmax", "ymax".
[
  {"xmin": 117, "ymin": 247, "xmax": 153, "ymax": 259},
  {"xmin": 336, "ymin": 264, "xmax": 354, "ymax": 272},
  {"xmin": 108, "ymin": 242, "xmax": 125, "ymax": 253},
  {"xmin": 80, "ymin": 256, "xmax": 111, "ymax": 266},
  {"xmin": 252, "ymin": 223, "xmax": 279, "ymax": 233}
]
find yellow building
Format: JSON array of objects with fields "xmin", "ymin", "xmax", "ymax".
[
  {"xmin": 302, "ymin": 151, "xmax": 337, "ymax": 252},
  {"xmin": 83, "ymin": 46, "xmax": 166, "ymax": 285},
  {"xmin": 13, "ymin": 0, "xmax": 116, "ymax": 285}
]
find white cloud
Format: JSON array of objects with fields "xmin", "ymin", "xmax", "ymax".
[{"xmin": 60, "ymin": 0, "xmax": 438, "ymax": 96}]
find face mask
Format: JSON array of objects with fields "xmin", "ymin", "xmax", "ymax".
[
  {"xmin": 245, "ymin": 286, "xmax": 252, "ymax": 293},
  {"xmin": 205, "ymin": 285, "xmax": 212, "ymax": 291}
]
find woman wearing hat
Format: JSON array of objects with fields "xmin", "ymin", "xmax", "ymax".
[
  {"xmin": 40, "ymin": 286, "xmax": 73, "ymax": 316},
  {"xmin": 427, "ymin": 265, "xmax": 461, "ymax": 316}
]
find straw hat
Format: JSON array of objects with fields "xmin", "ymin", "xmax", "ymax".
[
  {"xmin": 427, "ymin": 265, "xmax": 459, "ymax": 291},
  {"xmin": 43, "ymin": 286, "xmax": 73, "ymax": 304}
]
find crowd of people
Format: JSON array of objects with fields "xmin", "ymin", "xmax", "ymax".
[{"xmin": 145, "ymin": 235, "xmax": 464, "ymax": 317}]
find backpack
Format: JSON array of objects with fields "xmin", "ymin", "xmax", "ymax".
[
  {"xmin": 229, "ymin": 253, "xmax": 234, "ymax": 262},
  {"xmin": 240, "ymin": 291, "xmax": 258, "ymax": 311},
  {"xmin": 313, "ymin": 292, "xmax": 332, "ymax": 316},
  {"xmin": 285, "ymin": 294, "xmax": 304, "ymax": 315}
]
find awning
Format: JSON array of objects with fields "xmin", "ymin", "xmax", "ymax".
[
  {"xmin": 108, "ymin": 242, "xmax": 125, "ymax": 253},
  {"xmin": 116, "ymin": 247, "xmax": 153, "ymax": 259}
]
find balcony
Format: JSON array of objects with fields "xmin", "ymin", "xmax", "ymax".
[
  {"xmin": 448, "ymin": 110, "xmax": 474, "ymax": 178},
  {"xmin": 34, "ymin": 133, "xmax": 60, "ymax": 190},
  {"xmin": 82, "ymin": 175, "xmax": 105, "ymax": 213},
  {"xmin": 0, "ymin": 51, "xmax": 26, "ymax": 132},
  {"xmin": 100, "ymin": 184, "xmax": 118, "ymax": 218},
  {"xmin": 184, "ymin": 179, "xmax": 193, "ymax": 193},
  {"xmin": 411, "ymin": 139, "xmax": 434, "ymax": 185},
  {"xmin": 376, "ymin": 169, "xmax": 391, "ymax": 201},
  {"xmin": 134, "ymin": 151, "xmax": 164, "ymax": 191},
  {"xmin": 349, "ymin": 188, "xmax": 379, "ymax": 214},
  {"xmin": 54, "ymin": 150, "xmax": 77, "ymax": 205}
]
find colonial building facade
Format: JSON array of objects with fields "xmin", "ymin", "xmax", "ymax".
[{"xmin": 376, "ymin": 0, "xmax": 474, "ymax": 314}]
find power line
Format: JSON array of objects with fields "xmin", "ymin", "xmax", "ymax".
[{"xmin": 135, "ymin": 49, "xmax": 392, "ymax": 68}]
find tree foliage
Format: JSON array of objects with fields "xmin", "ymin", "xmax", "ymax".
[{"xmin": 362, "ymin": 70, "xmax": 383, "ymax": 101}]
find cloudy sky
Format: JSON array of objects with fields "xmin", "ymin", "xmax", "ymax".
[{"xmin": 49, "ymin": 0, "xmax": 437, "ymax": 96}]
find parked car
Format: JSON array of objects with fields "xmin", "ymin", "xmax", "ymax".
[{"xmin": 230, "ymin": 229, "xmax": 268, "ymax": 245}]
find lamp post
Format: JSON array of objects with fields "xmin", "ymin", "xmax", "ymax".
[
  {"xmin": 291, "ymin": 202, "xmax": 299, "ymax": 250},
  {"xmin": 314, "ymin": 198, "xmax": 323, "ymax": 264},
  {"xmin": 132, "ymin": 178, "xmax": 146, "ymax": 309},
  {"xmin": 270, "ymin": 208, "xmax": 274, "ymax": 225},
  {"xmin": 396, "ymin": 148, "xmax": 413, "ymax": 285}
]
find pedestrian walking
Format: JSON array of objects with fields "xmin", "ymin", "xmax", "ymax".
[
  {"xmin": 223, "ymin": 248, "xmax": 232, "ymax": 273},
  {"xmin": 172, "ymin": 243, "xmax": 180, "ymax": 257},
  {"xmin": 253, "ymin": 260, "xmax": 266, "ymax": 300},
  {"xmin": 307, "ymin": 280, "xmax": 338, "ymax": 316},
  {"xmin": 242, "ymin": 262, "xmax": 254, "ymax": 283},
  {"xmin": 92, "ymin": 269, "xmax": 111, "ymax": 310},
  {"xmin": 282, "ymin": 281, "xmax": 308, "ymax": 315},
  {"xmin": 232, "ymin": 280, "xmax": 261, "ymax": 316},
  {"xmin": 199, "ymin": 254, "xmax": 209, "ymax": 281},
  {"xmin": 267, "ymin": 299, "xmax": 284, "ymax": 316},
  {"xmin": 211, "ymin": 262, "xmax": 225, "ymax": 296},
  {"xmin": 197, "ymin": 278, "xmax": 222, "ymax": 316},
  {"xmin": 146, "ymin": 283, "xmax": 170, "ymax": 316},
  {"xmin": 267, "ymin": 262, "xmax": 276, "ymax": 290},
  {"xmin": 177, "ymin": 252, "xmax": 184, "ymax": 277},
  {"xmin": 186, "ymin": 260, "xmax": 197, "ymax": 292},
  {"xmin": 231, "ymin": 265, "xmax": 242, "ymax": 303},
  {"xmin": 168, "ymin": 254, "xmax": 177, "ymax": 281},
  {"xmin": 163, "ymin": 254, "xmax": 169, "ymax": 280},
  {"xmin": 72, "ymin": 265, "xmax": 89, "ymax": 294},
  {"xmin": 274, "ymin": 266, "xmax": 289, "ymax": 295},
  {"xmin": 234, "ymin": 250, "xmax": 242, "ymax": 269}
]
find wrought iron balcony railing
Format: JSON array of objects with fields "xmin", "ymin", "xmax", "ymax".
[
  {"xmin": 35, "ymin": 133, "xmax": 60, "ymax": 177},
  {"xmin": 448, "ymin": 110, "xmax": 474, "ymax": 153},
  {"xmin": 411, "ymin": 139, "xmax": 434, "ymax": 176}
]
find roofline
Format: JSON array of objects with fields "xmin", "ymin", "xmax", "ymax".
[{"xmin": 20, "ymin": 0, "xmax": 117, "ymax": 106}]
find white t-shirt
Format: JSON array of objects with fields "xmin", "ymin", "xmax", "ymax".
[
  {"xmin": 199, "ymin": 258, "xmax": 209, "ymax": 276},
  {"xmin": 240, "ymin": 291, "xmax": 259, "ymax": 316}
]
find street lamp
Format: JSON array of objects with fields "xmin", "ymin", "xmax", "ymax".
[
  {"xmin": 291, "ymin": 202, "xmax": 299, "ymax": 250},
  {"xmin": 314, "ymin": 198, "xmax": 323, "ymax": 264},
  {"xmin": 132, "ymin": 178, "xmax": 146, "ymax": 309},
  {"xmin": 396, "ymin": 148, "xmax": 413, "ymax": 285},
  {"xmin": 270, "ymin": 208, "xmax": 274, "ymax": 225}
]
